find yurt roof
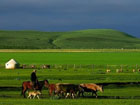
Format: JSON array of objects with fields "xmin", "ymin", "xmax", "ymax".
[{"xmin": 6, "ymin": 59, "xmax": 19, "ymax": 64}]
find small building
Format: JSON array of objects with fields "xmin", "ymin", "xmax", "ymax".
[{"xmin": 5, "ymin": 59, "xmax": 20, "ymax": 69}]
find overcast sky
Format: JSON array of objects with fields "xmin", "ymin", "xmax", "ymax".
[{"xmin": 0, "ymin": 0, "xmax": 140, "ymax": 37}]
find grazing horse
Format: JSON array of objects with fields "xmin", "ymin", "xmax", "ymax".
[
  {"xmin": 45, "ymin": 83, "xmax": 56, "ymax": 96},
  {"xmin": 55, "ymin": 83, "xmax": 84, "ymax": 98},
  {"xmin": 80, "ymin": 83, "xmax": 103, "ymax": 98},
  {"xmin": 21, "ymin": 80, "xmax": 49, "ymax": 98}
]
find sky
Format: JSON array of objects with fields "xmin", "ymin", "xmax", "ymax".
[{"xmin": 0, "ymin": 0, "xmax": 140, "ymax": 37}]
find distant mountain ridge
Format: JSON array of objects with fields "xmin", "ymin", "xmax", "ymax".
[{"xmin": 0, "ymin": 29, "xmax": 140, "ymax": 49}]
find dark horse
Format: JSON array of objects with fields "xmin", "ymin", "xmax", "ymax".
[{"xmin": 21, "ymin": 80, "xmax": 49, "ymax": 98}]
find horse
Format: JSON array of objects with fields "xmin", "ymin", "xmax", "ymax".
[
  {"xmin": 21, "ymin": 80, "xmax": 49, "ymax": 98},
  {"xmin": 45, "ymin": 82, "xmax": 83, "ymax": 98},
  {"xmin": 80, "ymin": 83, "xmax": 103, "ymax": 98},
  {"xmin": 54, "ymin": 83, "xmax": 84, "ymax": 98},
  {"xmin": 45, "ymin": 83, "xmax": 56, "ymax": 96}
]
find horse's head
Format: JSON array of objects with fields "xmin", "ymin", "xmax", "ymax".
[
  {"xmin": 44, "ymin": 80, "xmax": 49, "ymax": 88},
  {"xmin": 98, "ymin": 85, "xmax": 104, "ymax": 92}
]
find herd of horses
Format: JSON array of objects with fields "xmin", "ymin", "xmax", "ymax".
[{"xmin": 21, "ymin": 80, "xmax": 103, "ymax": 99}]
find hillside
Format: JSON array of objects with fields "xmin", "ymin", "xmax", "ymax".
[{"xmin": 0, "ymin": 29, "xmax": 140, "ymax": 49}]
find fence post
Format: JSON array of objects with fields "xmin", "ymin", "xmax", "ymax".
[
  {"xmin": 54, "ymin": 64, "xmax": 57, "ymax": 69},
  {"xmin": 73, "ymin": 64, "xmax": 75, "ymax": 69},
  {"xmin": 120, "ymin": 65, "xmax": 123, "ymax": 70},
  {"xmin": 136, "ymin": 64, "xmax": 138, "ymax": 70}
]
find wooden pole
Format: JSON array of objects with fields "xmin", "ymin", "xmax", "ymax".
[
  {"xmin": 136, "ymin": 64, "xmax": 138, "ymax": 70},
  {"xmin": 74, "ymin": 64, "xmax": 75, "ymax": 69}
]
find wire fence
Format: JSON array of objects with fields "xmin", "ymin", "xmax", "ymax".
[{"xmin": 1, "ymin": 64, "xmax": 140, "ymax": 73}]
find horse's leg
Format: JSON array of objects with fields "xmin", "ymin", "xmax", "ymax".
[
  {"xmin": 22, "ymin": 89, "xmax": 26, "ymax": 98},
  {"xmin": 92, "ymin": 91, "xmax": 93, "ymax": 96},
  {"xmin": 72, "ymin": 93, "xmax": 75, "ymax": 99},
  {"xmin": 62, "ymin": 92, "xmax": 65, "ymax": 98},
  {"xmin": 24, "ymin": 89, "xmax": 28, "ymax": 98},
  {"xmin": 49, "ymin": 89, "xmax": 52, "ymax": 96},
  {"xmin": 65, "ymin": 93, "xmax": 69, "ymax": 99},
  {"xmin": 57, "ymin": 92, "xmax": 61, "ymax": 98},
  {"xmin": 81, "ymin": 91, "xmax": 84, "ymax": 97},
  {"xmin": 94, "ymin": 92, "xmax": 98, "ymax": 98},
  {"xmin": 37, "ymin": 95, "xmax": 40, "ymax": 99},
  {"xmin": 77, "ymin": 90, "xmax": 82, "ymax": 97},
  {"xmin": 22, "ymin": 87, "xmax": 27, "ymax": 98},
  {"xmin": 78, "ymin": 91, "xmax": 80, "ymax": 97}
]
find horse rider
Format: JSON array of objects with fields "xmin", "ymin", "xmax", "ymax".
[{"xmin": 31, "ymin": 70, "xmax": 38, "ymax": 90}]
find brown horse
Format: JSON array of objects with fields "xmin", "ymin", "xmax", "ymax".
[
  {"xmin": 46, "ymin": 83, "xmax": 56, "ymax": 96},
  {"xmin": 54, "ymin": 83, "xmax": 84, "ymax": 98},
  {"xmin": 45, "ymin": 83, "xmax": 83, "ymax": 98},
  {"xmin": 80, "ymin": 83, "xmax": 103, "ymax": 98},
  {"xmin": 21, "ymin": 80, "xmax": 49, "ymax": 98}
]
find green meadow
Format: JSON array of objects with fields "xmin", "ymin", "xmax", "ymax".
[
  {"xmin": 1, "ymin": 99, "xmax": 140, "ymax": 105},
  {"xmin": 0, "ymin": 50, "xmax": 140, "ymax": 105},
  {"xmin": 1, "ymin": 68, "xmax": 140, "ymax": 105},
  {"xmin": 0, "ymin": 52, "xmax": 140, "ymax": 65}
]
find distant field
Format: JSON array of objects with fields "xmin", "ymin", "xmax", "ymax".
[
  {"xmin": 0, "ymin": 51, "xmax": 140, "ymax": 65},
  {"xmin": 1, "ymin": 49, "xmax": 140, "ymax": 52}
]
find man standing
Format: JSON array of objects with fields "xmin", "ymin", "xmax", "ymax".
[{"xmin": 31, "ymin": 70, "xmax": 38, "ymax": 90}]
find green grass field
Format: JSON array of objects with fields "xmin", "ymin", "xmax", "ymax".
[
  {"xmin": 1, "ymin": 50, "xmax": 140, "ymax": 105},
  {"xmin": 1, "ymin": 52, "xmax": 140, "ymax": 65},
  {"xmin": 0, "ymin": 68, "xmax": 140, "ymax": 105},
  {"xmin": 1, "ymin": 99, "xmax": 140, "ymax": 105}
]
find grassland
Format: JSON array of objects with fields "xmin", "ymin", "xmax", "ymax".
[
  {"xmin": 1, "ymin": 69, "xmax": 140, "ymax": 86},
  {"xmin": 1, "ymin": 49, "xmax": 140, "ymax": 52},
  {"xmin": 1, "ymin": 29, "xmax": 140, "ymax": 49},
  {"xmin": 1, "ymin": 68, "xmax": 140, "ymax": 105},
  {"xmin": 1, "ymin": 99, "xmax": 140, "ymax": 105},
  {"xmin": 1, "ymin": 51, "xmax": 140, "ymax": 65},
  {"xmin": 1, "ymin": 50, "xmax": 140, "ymax": 105}
]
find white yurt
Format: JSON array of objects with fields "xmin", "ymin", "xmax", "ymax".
[{"xmin": 5, "ymin": 59, "xmax": 20, "ymax": 69}]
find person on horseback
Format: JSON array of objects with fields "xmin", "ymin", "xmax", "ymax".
[{"xmin": 31, "ymin": 70, "xmax": 38, "ymax": 90}]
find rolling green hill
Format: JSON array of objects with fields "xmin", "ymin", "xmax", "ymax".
[{"xmin": 0, "ymin": 29, "xmax": 140, "ymax": 49}]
